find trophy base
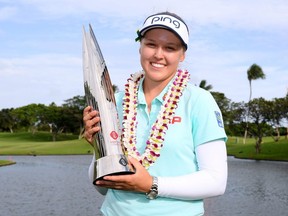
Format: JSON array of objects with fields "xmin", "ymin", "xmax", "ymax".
[{"xmin": 93, "ymin": 154, "xmax": 134, "ymax": 184}]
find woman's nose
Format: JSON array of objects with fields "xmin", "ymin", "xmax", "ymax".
[{"xmin": 154, "ymin": 47, "xmax": 164, "ymax": 59}]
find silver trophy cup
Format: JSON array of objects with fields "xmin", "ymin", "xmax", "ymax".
[{"xmin": 82, "ymin": 25, "xmax": 134, "ymax": 184}]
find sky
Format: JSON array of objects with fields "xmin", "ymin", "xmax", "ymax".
[{"xmin": 0, "ymin": 0, "xmax": 287, "ymax": 109}]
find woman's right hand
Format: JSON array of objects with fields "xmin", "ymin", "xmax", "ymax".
[{"xmin": 83, "ymin": 106, "xmax": 101, "ymax": 144}]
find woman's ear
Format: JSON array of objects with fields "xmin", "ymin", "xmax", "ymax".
[{"xmin": 180, "ymin": 51, "xmax": 186, "ymax": 62}]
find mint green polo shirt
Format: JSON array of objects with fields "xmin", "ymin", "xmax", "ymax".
[{"xmin": 100, "ymin": 76, "xmax": 227, "ymax": 216}]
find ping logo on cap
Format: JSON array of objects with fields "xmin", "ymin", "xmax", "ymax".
[{"xmin": 151, "ymin": 16, "xmax": 181, "ymax": 29}]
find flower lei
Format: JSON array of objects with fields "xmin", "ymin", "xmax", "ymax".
[{"xmin": 121, "ymin": 69, "xmax": 190, "ymax": 169}]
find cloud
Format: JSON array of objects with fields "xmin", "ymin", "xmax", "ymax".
[
  {"xmin": 0, "ymin": 6, "xmax": 17, "ymax": 21},
  {"xmin": 183, "ymin": 0, "xmax": 288, "ymax": 30},
  {"xmin": 0, "ymin": 0, "xmax": 287, "ymax": 109},
  {"xmin": 0, "ymin": 54, "xmax": 83, "ymax": 108},
  {"xmin": 13, "ymin": 0, "xmax": 288, "ymax": 31}
]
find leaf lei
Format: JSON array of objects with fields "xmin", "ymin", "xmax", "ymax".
[{"xmin": 121, "ymin": 69, "xmax": 190, "ymax": 169}]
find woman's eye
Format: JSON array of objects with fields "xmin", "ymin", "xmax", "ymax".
[
  {"xmin": 166, "ymin": 46, "xmax": 176, "ymax": 51},
  {"xmin": 146, "ymin": 43, "xmax": 155, "ymax": 48}
]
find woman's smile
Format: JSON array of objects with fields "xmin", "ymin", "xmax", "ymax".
[{"xmin": 151, "ymin": 62, "xmax": 165, "ymax": 68}]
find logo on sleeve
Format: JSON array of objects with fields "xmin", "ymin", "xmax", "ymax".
[{"xmin": 214, "ymin": 111, "xmax": 224, "ymax": 128}]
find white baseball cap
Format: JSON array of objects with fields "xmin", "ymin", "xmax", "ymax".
[{"xmin": 136, "ymin": 12, "xmax": 189, "ymax": 50}]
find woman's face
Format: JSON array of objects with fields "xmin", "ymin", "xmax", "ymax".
[{"xmin": 139, "ymin": 28, "xmax": 186, "ymax": 85}]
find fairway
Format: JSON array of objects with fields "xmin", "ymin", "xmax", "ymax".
[
  {"xmin": 226, "ymin": 136, "xmax": 288, "ymax": 161},
  {"xmin": 0, "ymin": 132, "xmax": 93, "ymax": 156},
  {"xmin": 0, "ymin": 132, "xmax": 288, "ymax": 162}
]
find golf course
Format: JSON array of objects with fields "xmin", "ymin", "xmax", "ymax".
[{"xmin": 0, "ymin": 132, "xmax": 288, "ymax": 166}]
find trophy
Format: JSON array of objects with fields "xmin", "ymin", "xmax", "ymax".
[{"xmin": 82, "ymin": 24, "xmax": 134, "ymax": 184}]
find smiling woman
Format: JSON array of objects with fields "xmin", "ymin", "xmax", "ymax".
[{"xmin": 82, "ymin": 11, "xmax": 228, "ymax": 216}]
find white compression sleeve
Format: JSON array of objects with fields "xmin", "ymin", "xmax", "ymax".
[{"xmin": 158, "ymin": 140, "xmax": 228, "ymax": 200}]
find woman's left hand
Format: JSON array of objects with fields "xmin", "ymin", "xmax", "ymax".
[{"xmin": 95, "ymin": 157, "xmax": 152, "ymax": 193}]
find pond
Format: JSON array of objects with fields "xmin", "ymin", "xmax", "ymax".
[{"xmin": 0, "ymin": 156, "xmax": 287, "ymax": 216}]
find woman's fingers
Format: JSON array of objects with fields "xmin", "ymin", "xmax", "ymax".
[
  {"xmin": 82, "ymin": 106, "xmax": 101, "ymax": 144},
  {"xmin": 96, "ymin": 157, "xmax": 152, "ymax": 193}
]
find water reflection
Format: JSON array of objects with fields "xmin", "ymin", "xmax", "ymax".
[
  {"xmin": 0, "ymin": 156, "xmax": 104, "ymax": 216},
  {"xmin": 205, "ymin": 157, "xmax": 288, "ymax": 216},
  {"xmin": 0, "ymin": 156, "xmax": 287, "ymax": 216}
]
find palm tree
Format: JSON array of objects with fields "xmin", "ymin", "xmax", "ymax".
[
  {"xmin": 247, "ymin": 64, "xmax": 266, "ymax": 102},
  {"xmin": 243, "ymin": 63, "xmax": 266, "ymax": 144},
  {"xmin": 199, "ymin": 80, "xmax": 213, "ymax": 91}
]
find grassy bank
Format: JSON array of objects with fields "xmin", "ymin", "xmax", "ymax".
[
  {"xmin": 0, "ymin": 132, "xmax": 93, "ymax": 156},
  {"xmin": 0, "ymin": 160, "xmax": 16, "ymax": 166},
  {"xmin": 226, "ymin": 136, "xmax": 288, "ymax": 161},
  {"xmin": 0, "ymin": 132, "xmax": 287, "ymax": 162}
]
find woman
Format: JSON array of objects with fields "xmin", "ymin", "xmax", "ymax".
[{"xmin": 83, "ymin": 11, "xmax": 228, "ymax": 216}]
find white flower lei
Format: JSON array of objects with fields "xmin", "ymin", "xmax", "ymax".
[{"xmin": 121, "ymin": 69, "xmax": 190, "ymax": 169}]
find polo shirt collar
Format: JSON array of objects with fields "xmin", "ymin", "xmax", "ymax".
[{"xmin": 137, "ymin": 75, "xmax": 175, "ymax": 105}]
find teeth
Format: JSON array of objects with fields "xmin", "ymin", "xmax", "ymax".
[{"xmin": 152, "ymin": 63, "xmax": 164, "ymax": 68}]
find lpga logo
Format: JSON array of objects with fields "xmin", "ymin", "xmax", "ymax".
[
  {"xmin": 151, "ymin": 16, "xmax": 181, "ymax": 29},
  {"xmin": 110, "ymin": 131, "xmax": 119, "ymax": 140}
]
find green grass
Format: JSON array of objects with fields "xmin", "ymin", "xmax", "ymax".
[
  {"xmin": 0, "ymin": 160, "xmax": 16, "ymax": 166},
  {"xmin": 0, "ymin": 131, "xmax": 79, "ymax": 142},
  {"xmin": 227, "ymin": 136, "xmax": 288, "ymax": 161},
  {"xmin": 0, "ymin": 132, "xmax": 93, "ymax": 156},
  {"xmin": 0, "ymin": 132, "xmax": 288, "ymax": 162}
]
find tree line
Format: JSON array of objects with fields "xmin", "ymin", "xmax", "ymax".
[
  {"xmin": 1, "ymin": 92, "xmax": 287, "ymax": 149},
  {"xmin": 211, "ymin": 92, "xmax": 288, "ymax": 152},
  {"xmin": 0, "ymin": 64, "xmax": 287, "ymax": 153},
  {"xmin": 0, "ymin": 96, "xmax": 86, "ymax": 141}
]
